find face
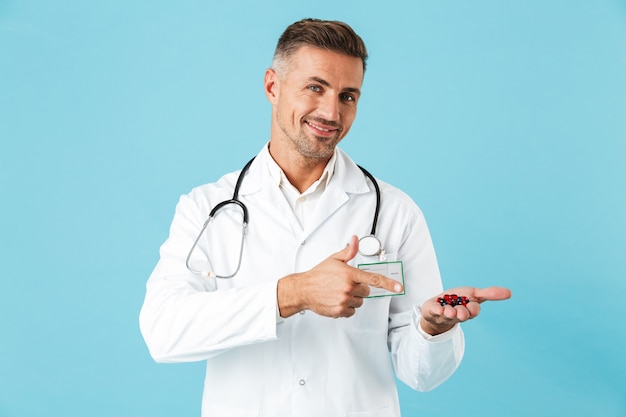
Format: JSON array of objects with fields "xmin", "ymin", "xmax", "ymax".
[{"xmin": 265, "ymin": 46, "xmax": 364, "ymax": 162}]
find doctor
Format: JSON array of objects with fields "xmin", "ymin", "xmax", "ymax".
[{"xmin": 139, "ymin": 18, "xmax": 511, "ymax": 416}]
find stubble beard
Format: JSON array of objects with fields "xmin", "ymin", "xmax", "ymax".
[{"xmin": 278, "ymin": 117, "xmax": 342, "ymax": 162}]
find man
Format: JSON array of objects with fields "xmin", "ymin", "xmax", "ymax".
[{"xmin": 140, "ymin": 18, "xmax": 511, "ymax": 416}]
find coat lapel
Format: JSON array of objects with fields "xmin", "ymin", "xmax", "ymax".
[
  {"xmin": 304, "ymin": 148, "xmax": 371, "ymax": 238},
  {"xmin": 236, "ymin": 145, "xmax": 373, "ymax": 240}
]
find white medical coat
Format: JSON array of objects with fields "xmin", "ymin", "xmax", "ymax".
[{"xmin": 140, "ymin": 145, "xmax": 464, "ymax": 417}]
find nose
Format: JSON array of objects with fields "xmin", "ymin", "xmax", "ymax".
[{"xmin": 317, "ymin": 93, "xmax": 340, "ymax": 121}]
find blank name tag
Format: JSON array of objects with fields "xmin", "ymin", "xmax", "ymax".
[{"xmin": 358, "ymin": 261, "xmax": 405, "ymax": 298}]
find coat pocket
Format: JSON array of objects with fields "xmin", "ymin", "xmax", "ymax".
[{"xmin": 341, "ymin": 295, "xmax": 391, "ymax": 333}]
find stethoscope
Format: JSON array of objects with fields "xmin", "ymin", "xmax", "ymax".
[{"xmin": 186, "ymin": 157, "xmax": 383, "ymax": 278}]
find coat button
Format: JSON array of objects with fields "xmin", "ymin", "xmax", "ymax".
[{"xmin": 299, "ymin": 379, "xmax": 306, "ymax": 386}]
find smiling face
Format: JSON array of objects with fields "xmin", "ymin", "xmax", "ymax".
[{"xmin": 265, "ymin": 46, "xmax": 364, "ymax": 164}]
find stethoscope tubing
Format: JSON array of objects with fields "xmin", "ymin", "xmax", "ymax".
[
  {"xmin": 356, "ymin": 165, "xmax": 380, "ymax": 237},
  {"xmin": 186, "ymin": 156, "xmax": 382, "ymax": 277}
]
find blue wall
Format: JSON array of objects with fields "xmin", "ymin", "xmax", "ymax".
[{"xmin": 1, "ymin": 1, "xmax": 625, "ymax": 416}]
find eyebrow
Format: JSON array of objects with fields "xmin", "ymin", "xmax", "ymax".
[{"xmin": 308, "ymin": 76, "xmax": 361, "ymax": 96}]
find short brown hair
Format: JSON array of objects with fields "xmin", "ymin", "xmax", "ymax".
[{"xmin": 272, "ymin": 18, "xmax": 368, "ymax": 73}]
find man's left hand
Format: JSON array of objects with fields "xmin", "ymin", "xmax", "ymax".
[{"xmin": 419, "ymin": 286, "xmax": 512, "ymax": 336}]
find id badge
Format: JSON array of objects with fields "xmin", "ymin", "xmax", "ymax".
[{"xmin": 358, "ymin": 261, "xmax": 405, "ymax": 298}]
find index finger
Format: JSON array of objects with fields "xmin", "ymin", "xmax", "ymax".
[
  {"xmin": 472, "ymin": 286, "xmax": 512, "ymax": 302},
  {"xmin": 355, "ymin": 270, "xmax": 403, "ymax": 294},
  {"xmin": 445, "ymin": 286, "xmax": 511, "ymax": 303}
]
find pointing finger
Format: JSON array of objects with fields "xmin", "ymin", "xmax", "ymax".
[{"xmin": 356, "ymin": 271, "xmax": 403, "ymax": 294}]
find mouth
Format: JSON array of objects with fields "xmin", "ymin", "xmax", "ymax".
[{"xmin": 304, "ymin": 120, "xmax": 340, "ymax": 137}]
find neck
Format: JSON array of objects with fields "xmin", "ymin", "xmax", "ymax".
[{"xmin": 268, "ymin": 141, "xmax": 330, "ymax": 193}]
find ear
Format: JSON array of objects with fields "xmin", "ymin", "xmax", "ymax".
[{"xmin": 264, "ymin": 68, "xmax": 279, "ymax": 104}]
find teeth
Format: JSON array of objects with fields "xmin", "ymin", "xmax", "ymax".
[{"xmin": 308, "ymin": 121, "xmax": 331, "ymax": 132}]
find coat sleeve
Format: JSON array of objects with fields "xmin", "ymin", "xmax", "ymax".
[
  {"xmin": 139, "ymin": 191, "xmax": 281, "ymax": 363},
  {"xmin": 386, "ymin": 203, "xmax": 465, "ymax": 391}
]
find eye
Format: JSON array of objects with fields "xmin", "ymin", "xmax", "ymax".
[
  {"xmin": 340, "ymin": 93, "xmax": 355, "ymax": 102},
  {"xmin": 307, "ymin": 85, "xmax": 322, "ymax": 92}
]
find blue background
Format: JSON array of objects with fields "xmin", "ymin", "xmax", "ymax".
[{"xmin": 1, "ymin": 1, "xmax": 625, "ymax": 416}]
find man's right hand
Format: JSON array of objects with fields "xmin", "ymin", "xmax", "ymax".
[{"xmin": 277, "ymin": 235, "xmax": 403, "ymax": 318}]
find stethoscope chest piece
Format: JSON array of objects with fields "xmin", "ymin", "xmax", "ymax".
[{"xmin": 358, "ymin": 235, "xmax": 383, "ymax": 257}]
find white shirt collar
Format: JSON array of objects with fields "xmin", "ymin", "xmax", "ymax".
[{"xmin": 265, "ymin": 144, "xmax": 338, "ymax": 195}]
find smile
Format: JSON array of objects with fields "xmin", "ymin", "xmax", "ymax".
[{"xmin": 305, "ymin": 120, "xmax": 339, "ymax": 136}]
